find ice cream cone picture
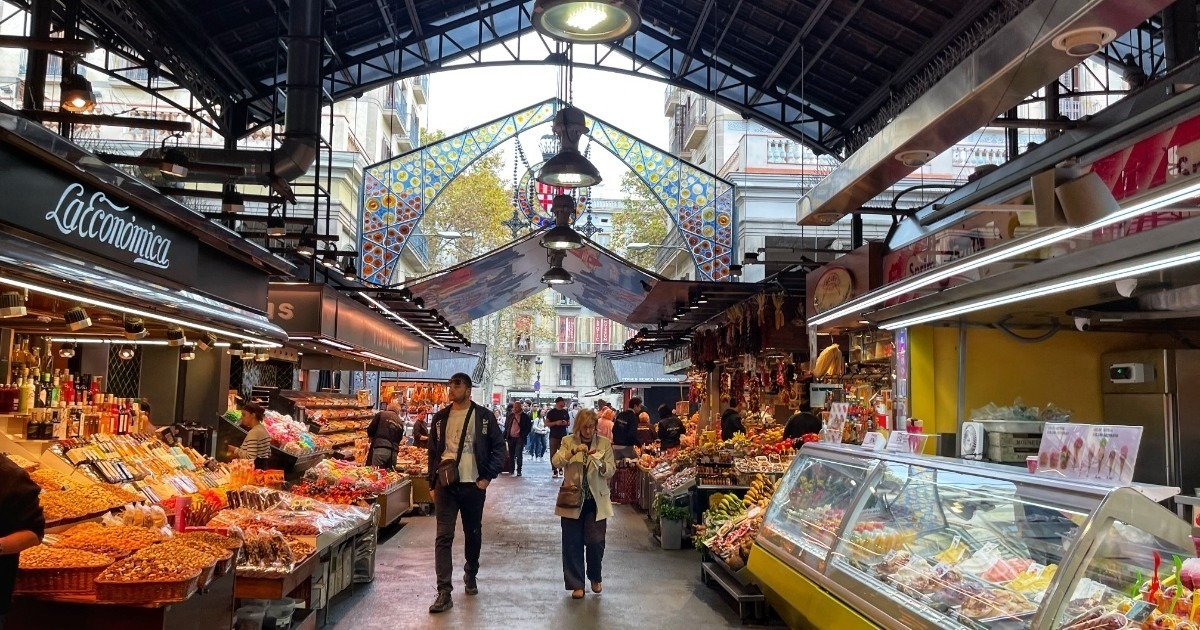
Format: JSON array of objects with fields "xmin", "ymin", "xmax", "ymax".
[
  {"xmin": 1072, "ymin": 436, "xmax": 1084, "ymax": 472},
  {"xmin": 1096, "ymin": 437, "xmax": 1108, "ymax": 477},
  {"xmin": 1060, "ymin": 446, "xmax": 1070, "ymax": 470},
  {"xmin": 1107, "ymin": 450, "xmax": 1117, "ymax": 479},
  {"xmin": 1119, "ymin": 445, "xmax": 1130, "ymax": 480}
]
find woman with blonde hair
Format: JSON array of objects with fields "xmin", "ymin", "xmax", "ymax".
[{"xmin": 552, "ymin": 408, "xmax": 616, "ymax": 599}]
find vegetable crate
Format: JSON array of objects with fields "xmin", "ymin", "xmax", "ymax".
[{"xmin": 610, "ymin": 465, "xmax": 638, "ymax": 505}]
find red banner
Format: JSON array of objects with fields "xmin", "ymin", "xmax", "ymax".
[
  {"xmin": 557, "ymin": 316, "xmax": 576, "ymax": 353},
  {"xmin": 594, "ymin": 318, "xmax": 610, "ymax": 351}
]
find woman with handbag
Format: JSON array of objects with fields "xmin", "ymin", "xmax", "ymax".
[{"xmin": 551, "ymin": 409, "xmax": 616, "ymax": 599}]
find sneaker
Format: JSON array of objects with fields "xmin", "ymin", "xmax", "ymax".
[
  {"xmin": 464, "ymin": 574, "xmax": 478, "ymax": 595},
  {"xmin": 429, "ymin": 591, "xmax": 453, "ymax": 614}
]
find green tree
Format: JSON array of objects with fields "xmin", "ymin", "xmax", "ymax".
[{"xmin": 610, "ymin": 171, "xmax": 670, "ymax": 269}]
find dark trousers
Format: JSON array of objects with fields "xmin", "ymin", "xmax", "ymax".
[
  {"xmin": 506, "ymin": 436, "xmax": 525, "ymax": 474},
  {"xmin": 561, "ymin": 498, "xmax": 606, "ymax": 590},
  {"xmin": 434, "ymin": 482, "xmax": 487, "ymax": 593},
  {"xmin": 549, "ymin": 436, "xmax": 563, "ymax": 474}
]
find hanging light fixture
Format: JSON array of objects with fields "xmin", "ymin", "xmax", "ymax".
[
  {"xmin": 0, "ymin": 291, "xmax": 25, "ymax": 318},
  {"xmin": 320, "ymin": 246, "xmax": 338, "ymax": 268},
  {"xmin": 341, "ymin": 257, "xmax": 358, "ymax": 281},
  {"xmin": 180, "ymin": 344, "xmax": 196, "ymax": 361},
  {"xmin": 541, "ymin": 251, "xmax": 574, "ymax": 285},
  {"xmin": 64, "ymin": 305, "xmax": 92, "ymax": 330},
  {"xmin": 256, "ymin": 350, "xmax": 270, "ymax": 362},
  {"xmin": 117, "ymin": 344, "xmax": 136, "ymax": 360},
  {"xmin": 538, "ymin": 106, "xmax": 601, "ymax": 188},
  {"xmin": 197, "ymin": 332, "xmax": 218, "ymax": 351},
  {"xmin": 58, "ymin": 342, "xmax": 77, "ymax": 359},
  {"xmin": 541, "ymin": 194, "xmax": 584, "ymax": 250},
  {"xmin": 266, "ymin": 207, "xmax": 287, "ymax": 237},
  {"xmin": 296, "ymin": 228, "xmax": 316, "ymax": 257},
  {"xmin": 166, "ymin": 327, "xmax": 187, "ymax": 347},
  {"xmin": 229, "ymin": 341, "xmax": 244, "ymax": 356},
  {"xmin": 221, "ymin": 187, "xmax": 245, "ymax": 213},
  {"xmin": 123, "ymin": 316, "xmax": 148, "ymax": 339},
  {"xmin": 242, "ymin": 347, "xmax": 256, "ymax": 361},
  {"xmin": 532, "ymin": 0, "xmax": 642, "ymax": 43},
  {"xmin": 59, "ymin": 71, "xmax": 95, "ymax": 112},
  {"xmin": 158, "ymin": 148, "xmax": 189, "ymax": 178}
]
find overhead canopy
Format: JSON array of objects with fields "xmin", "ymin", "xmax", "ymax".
[
  {"xmin": 399, "ymin": 232, "xmax": 662, "ymax": 328},
  {"xmin": 383, "ymin": 345, "xmax": 488, "ymax": 384},
  {"xmin": 595, "ymin": 350, "xmax": 686, "ymax": 389}
]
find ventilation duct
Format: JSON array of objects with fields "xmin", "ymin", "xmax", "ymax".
[{"xmin": 140, "ymin": 0, "xmax": 321, "ymax": 185}]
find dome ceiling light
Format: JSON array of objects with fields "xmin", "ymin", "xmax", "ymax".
[
  {"xmin": 538, "ymin": 106, "xmax": 601, "ymax": 188},
  {"xmin": 532, "ymin": 0, "xmax": 642, "ymax": 44},
  {"xmin": 541, "ymin": 194, "xmax": 584, "ymax": 250}
]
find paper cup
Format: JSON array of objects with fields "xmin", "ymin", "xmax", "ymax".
[{"xmin": 1026, "ymin": 456, "xmax": 1039, "ymax": 474}]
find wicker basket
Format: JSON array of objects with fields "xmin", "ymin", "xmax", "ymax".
[
  {"xmin": 14, "ymin": 565, "xmax": 107, "ymax": 594},
  {"xmin": 199, "ymin": 563, "xmax": 216, "ymax": 587},
  {"xmin": 95, "ymin": 572, "xmax": 201, "ymax": 603}
]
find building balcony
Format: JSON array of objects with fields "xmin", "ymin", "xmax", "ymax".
[
  {"xmin": 684, "ymin": 118, "xmax": 708, "ymax": 151},
  {"xmin": 412, "ymin": 75, "xmax": 428, "ymax": 105},
  {"xmin": 664, "ymin": 85, "xmax": 681, "ymax": 116}
]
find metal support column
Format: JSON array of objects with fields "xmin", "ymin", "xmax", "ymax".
[
  {"xmin": 22, "ymin": 0, "xmax": 50, "ymax": 113},
  {"xmin": 851, "ymin": 213, "xmax": 864, "ymax": 249},
  {"xmin": 1165, "ymin": 0, "xmax": 1199, "ymax": 69}
]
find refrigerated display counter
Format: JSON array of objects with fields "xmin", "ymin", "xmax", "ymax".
[{"xmin": 748, "ymin": 443, "xmax": 1193, "ymax": 630}]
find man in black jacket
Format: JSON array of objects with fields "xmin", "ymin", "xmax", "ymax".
[
  {"xmin": 0, "ymin": 454, "xmax": 45, "ymax": 629},
  {"xmin": 505, "ymin": 401, "xmax": 533, "ymax": 476},
  {"xmin": 612, "ymin": 397, "xmax": 644, "ymax": 460},
  {"xmin": 721, "ymin": 399, "xmax": 747, "ymax": 441},
  {"xmin": 656, "ymin": 403, "xmax": 686, "ymax": 450},
  {"xmin": 366, "ymin": 403, "xmax": 405, "ymax": 469},
  {"xmin": 425, "ymin": 373, "xmax": 505, "ymax": 614}
]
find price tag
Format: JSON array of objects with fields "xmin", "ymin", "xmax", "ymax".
[
  {"xmin": 1126, "ymin": 601, "xmax": 1156, "ymax": 623},
  {"xmin": 884, "ymin": 550, "xmax": 900, "ymax": 564},
  {"xmin": 1026, "ymin": 563, "xmax": 1047, "ymax": 577},
  {"xmin": 932, "ymin": 562, "xmax": 952, "ymax": 579}
]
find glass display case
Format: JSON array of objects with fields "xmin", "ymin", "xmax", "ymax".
[{"xmin": 753, "ymin": 443, "xmax": 1194, "ymax": 630}]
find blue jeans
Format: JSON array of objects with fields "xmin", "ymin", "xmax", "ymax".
[{"xmin": 529, "ymin": 433, "xmax": 548, "ymax": 458}]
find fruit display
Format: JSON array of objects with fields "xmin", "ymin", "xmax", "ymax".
[
  {"xmin": 734, "ymin": 458, "xmax": 788, "ymax": 475},
  {"xmin": 661, "ymin": 467, "xmax": 698, "ymax": 494},
  {"xmin": 784, "ymin": 505, "xmax": 844, "ymax": 542},
  {"xmin": 393, "ymin": 441, "xmax": 427, "ymax": 470},
  {"xmin": 291, "ymin": 459, "xmax": 404, "ymax": 505},
  {"xmin": 19, "ymin": 544, "xmax": 113, "ymax": 569},
  {"xmin": 702, "ymin": 508, "xmax": 766, "ymax": 569},
  {"xmin": 742, "ymin": 474, "xmax": 777, "ymax": 509},
  {"xmin": 844, "ymin": 521, "xmax": 916, "ymax": 564},
  {"xmin": 704, "ymin": 493, "xmax": 745, "ymax": 525}
]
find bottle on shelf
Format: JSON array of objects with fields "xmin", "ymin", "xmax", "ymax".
[
  {"xmin": 49, "ymin": 374, "xmax": 60, "ymax": 408},
  {"xmin": 17, "ymin": 370, "xmax": 34, "ymax": 413}
]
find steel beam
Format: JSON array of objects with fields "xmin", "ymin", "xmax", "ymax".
[{"xmin": 748, "ymin": 0, "xmax": 833, "ymax": 106}]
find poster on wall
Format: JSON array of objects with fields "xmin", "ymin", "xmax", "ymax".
[{"xmin": 1036, "ymin": 423, "xmax": 1142, "ymax": 485}]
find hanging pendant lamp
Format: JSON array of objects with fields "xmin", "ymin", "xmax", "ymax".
[
  {"xmin": 532, "ymin": 0, "xmax": 642, "ymax": 44},
  {"xmin": 542, "ymin": 250, "xmax": 574, "ymax": 285},
  {"xmin": 541, "ymin": 194, "xmax": 584, "ymax": 250},
  {"xmin": 538, "ymin": 106, "xmax": 601, "ymax": 188}
]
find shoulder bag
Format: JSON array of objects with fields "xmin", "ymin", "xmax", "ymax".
[
  {"xmin": 435, "ymin": 406, "xmax": 474, "ymax": 489},
  {"xmin": 555, "ymin": 438, "xmax": 588, "ymax": 509}
]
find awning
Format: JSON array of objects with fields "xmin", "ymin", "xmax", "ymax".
[
  {"xmin": 381, "ymin": 345, "xmax": 486, "ymax": 384},
  {"xmin": 0, "ymin": 231, "xmax": 286, "ymax": 344},
  {"xmin": 268, "ymin": 284, "xmax": 427, "ymax": 371},
  {"xmin": 594, "ymin": 350, "xmax": 687, "ymax": 389},
  {"xmin": 395, "ymin": 231, "xmax": 663, "ymax": 328}
]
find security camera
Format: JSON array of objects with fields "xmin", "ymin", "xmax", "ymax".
[{"xmin": 1074, "ymin": 316, "xmax": 1091, "ymax": 332}]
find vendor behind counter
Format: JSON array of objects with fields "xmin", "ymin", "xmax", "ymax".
[{"xmin": 226, "ymin": 403, "xmax": 271, "ymax": 469}]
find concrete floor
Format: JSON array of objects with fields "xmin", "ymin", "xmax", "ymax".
[{"xmin": 329, "ymin": 454, "xmax": 753, "ymax": 630}]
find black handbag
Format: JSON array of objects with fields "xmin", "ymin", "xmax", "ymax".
[{"xmin": 436, "ymin": 407, "xmax": 474, "ymax": 489}]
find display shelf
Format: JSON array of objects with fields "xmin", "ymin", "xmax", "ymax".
[
  {"xmin": 748, "ymin": 443, "xmax": 1196, "ymax": 630},
  {"xmin": 234, "ymin": 552, "xmax": 320, "ymax": 601},
  {"xmin": 700, "ymin": 559, "xmax": 767, "ymax": 623}
]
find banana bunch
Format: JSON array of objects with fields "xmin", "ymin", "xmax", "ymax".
[
  {"xmin": 706, "ymin": 493, "xmax": 746, "ymax": 522},
  {"xmin": 743, "ymin": 474, "xmax": 777, "ymax": 508}
]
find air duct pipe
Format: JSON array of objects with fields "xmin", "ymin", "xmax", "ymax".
[{"xmin": 142, "ymin": 0, "xmax": 321, "ymax": 184}]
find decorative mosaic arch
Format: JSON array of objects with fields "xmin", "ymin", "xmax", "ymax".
[{"xmin": 359, "ymin": 98, "xmax": 735, "ymax": 285}]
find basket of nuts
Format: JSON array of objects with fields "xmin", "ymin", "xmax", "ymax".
[
  {"xmin": 95, "ymin": 543, "xmax": 209, "ymax": 603},
  {"xmin": 57, "ymin": 524, "xmax": 165, "ymax": 558},
  {"xmin": 16, "ymin": 545, "xmax": 113, "ymax": 594}
]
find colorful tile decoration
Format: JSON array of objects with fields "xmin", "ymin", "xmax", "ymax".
[{"xmin": 360, "ymin": 98, "xmax": 736, "ymax": 285}]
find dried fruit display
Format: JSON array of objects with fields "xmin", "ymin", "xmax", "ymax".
[
  {"xmin": 38, "ymin": 484, "xmax": 136, "ymax": 523},
  {"xmin": 174, "ymin": 531, "xmax": 242, "ymax": 552},
  {"xmin": 19, "ymin": 545, "xmax": 113, "ymax": 569},
  {"xmin": 29, "ymin": 468, "xmax": 75, "ymax": 491},
  {"xmin": 57, "ymin": 524, "xmax": 164, "ymax": 557}
]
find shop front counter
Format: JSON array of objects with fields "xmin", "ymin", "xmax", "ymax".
[{"xmin": 747, "ymin": 443, "xmax": 1193, "ymax": 630}]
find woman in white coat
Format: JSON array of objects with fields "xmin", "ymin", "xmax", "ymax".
[{"xmin": 552, "ymin": 409, "xmax": 616, "ymax": 599}]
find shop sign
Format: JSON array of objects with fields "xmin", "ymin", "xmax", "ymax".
[
  {"xmin": 812, "ymin": 267, "xmax": 854, "ymax": 314},
  {"xmin": 663, "ymin": 345, "xmax": 692, "ymax": 373},
  {"xmin": 0, "ymin": 145, "xmax": 198, "ymax": 284}
]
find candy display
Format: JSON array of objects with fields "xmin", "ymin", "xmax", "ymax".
[{"xmin": 292, "ymin": 459, "xmax": 405, "ymax": 505}]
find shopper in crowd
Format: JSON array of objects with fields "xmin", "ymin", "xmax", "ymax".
[
  {"xmin": 0, "ymin": 454, "xmax": 44, "ymax": 630},
  {"xmin": 411, "ymin": 411, "xmax": 429, "ymax": 448},
  {"xmin": 598, "ymin": 400, "xmax": 616, "ymax": 428},
  {"xmin": 531, "ymin": 412, "xmax": 549, "ymax": 459},
  {"xmin": 552, "ymin": 409, "xmax": 615, "ymax": 600},
  {"xmin": 656, "ymin": 404, "xmax": 685, "ymax": 450},
  {"xmin": 612, "ymin": 398, "xmax": 643, "ymax": 461},
  {"xmin": 569, "ymin": 402, "xmax": 580, "ymax": 428},
  {"xmin": 426, "ymin": 373, "xmax": 505, "ymax": 614},
  {"xmin": 597, "ymin": 406, "xmax": 614, "ymax": 440},
  {"xmin": 636, "ymin": 410, "xmax": 655, "ymax": 444},
  {"xmin": 721, "ymin": 399, "xmax": 747, "ymax": 441},
  {"xmin": 783, "ymin": 404, "xmax": 823, "ymax": 441},
  {"xmin": 227, "ymin": 403, "xmax": 272, "ymax": 468},
  {"xmin": 546, "ymin": 397, "xmax": 572, "ymax": 478},
  {"xmin": 506, "ymin": 401, "xmax": 533, "ymax": 476},
  {"xmin": 367, "ymin": 401, "xmax": 405, "ymax": 469}
]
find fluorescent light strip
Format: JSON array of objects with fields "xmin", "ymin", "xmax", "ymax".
[
  {"xmin": 357, "ymin": 350, "xmax": 425, "ymax": 372},
  {"xmin": 810, "ymin": 176, "xmax": 1200, "ymax": 326},
  {"xmin": 49, "ymin": 337, "xmax": 169, "ymax": 346},
  {"xmin": 359, "ymin": 294, "xmax": 445, "ymax": 348},
  {"xmin": 880, "ymin": 244, "xmax": 1200, "ymax": 330},
  {"xmin": 316, "ymin": 338, "xmax": 355, "ymax": 351},
  {"xmin": 0, "ymin": 277, "xmax": 281, "ymax": 347}
]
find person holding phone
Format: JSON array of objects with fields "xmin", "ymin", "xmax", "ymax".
[{"xmin": 552, "ymin": 409, "xmax": 616, "ymax": 600}]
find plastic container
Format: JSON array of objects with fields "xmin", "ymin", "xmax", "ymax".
[
  {"xmin": 235, "ymin": 607, "xmax": 266, "ymax": 630},
  {"xmin": 267, "ymin": 598, "xmax": 297, "ymax": 628}
]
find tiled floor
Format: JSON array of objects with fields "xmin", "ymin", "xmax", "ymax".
[{"xmin": 328, "ymin": 454, "xmax": 748, "ymax": 629}]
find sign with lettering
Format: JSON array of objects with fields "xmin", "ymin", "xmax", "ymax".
[
  {"xmin": 663, "ymin": 345, "xmax": 692, "ymax": 373},
  {"xmin": 1036, "ymin": 423, "xmax": 1143, "ymax": 485},
  {"xmin": 0, "ymin": 144, "xmax": 197, "ymax": 284}
]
